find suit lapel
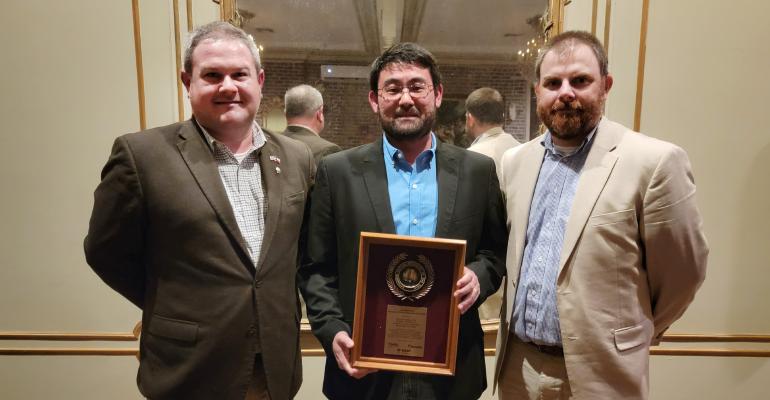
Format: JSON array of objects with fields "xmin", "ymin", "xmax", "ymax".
[
  {"xmin": 558, "ymin": 118, "xmax": 622, "ymax": 277},
  {"xmin": 176, "ymin": 121, "xmax": 252, "ymax": 265},
  {"xmin": 256, "ymin": 133, "xmax": 283, "ymax": 270},
  {"xmin": 435, "ymin": 141, "xmax": 458, "ymax": 238},
  {"xmin": 360, "ymin": 138, "xmax": 396, "ymax": 233}
]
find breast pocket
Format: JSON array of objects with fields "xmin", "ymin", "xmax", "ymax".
[
  {"xmin": 285, "ymin": 190, "xmax": 305, "ymax": 206},
  {"xmin": 588, "ymin": 208, "xmax": 635, "ymax": 227}
]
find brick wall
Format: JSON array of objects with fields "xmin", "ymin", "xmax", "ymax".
[{"xmin": 259, "ymin": 60, "xmax": 530, "ymax": 150}]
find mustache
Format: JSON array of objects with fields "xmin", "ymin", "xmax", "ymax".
[
  {"xmin": 552, "ymin": 100, "xmax": 582, "ymax": 112},
  {"xmin": 394, "ymin": 106, "xmax": 421, "ymax": 117}
]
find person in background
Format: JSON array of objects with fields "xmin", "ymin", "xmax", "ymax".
[{"xmin": 283, "ymin": 84, "xmax": 341, "ymax": 164}]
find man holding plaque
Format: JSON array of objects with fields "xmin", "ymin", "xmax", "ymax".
[
  {"xmin": 299, "ymin": 42, "xmax": 507, "ymax": 400},
  {"xmin": 494, "ymin": 31, "xmax": 708, "ymax": 399}
]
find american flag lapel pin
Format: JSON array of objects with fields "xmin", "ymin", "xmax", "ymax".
[{"xmin": 269, "ymin": 155, "xmax": 281, "ymax": 174}]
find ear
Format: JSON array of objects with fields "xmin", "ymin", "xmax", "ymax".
[
  {"xmin": 316, "ymin": 107, "xmax": 324, "ymax": 123},
  {"xmin": 433, "ymin": 83, "xmax": 444, "ymax": 108},
  {"xmin": 181, "ymin": 71, "xmax": 191, "ymax": 91},
  {"xmin": 603, "ymin": 74, "xmax": 614, "ymax": 93},
  {"xmin": 257, "ymin": 68, "xmax": 266, "ymax": 86},
  {"xmin": 368, "ymin": 90, "xmax": 380, "ymax": 113}
]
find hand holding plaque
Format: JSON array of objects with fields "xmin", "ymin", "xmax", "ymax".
[{"xmin": 350, "ymin": 232, "xmax": 466, "ymax": 376}]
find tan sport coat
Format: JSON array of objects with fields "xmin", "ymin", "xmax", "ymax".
[
  {"xmin": 85, "ymin": 119, "xmax": 314, "ymax": 400},
  {"xmin": 467, "ymin": 126, "xmax": 520, "ymax": 181},
  {"xmin": 494, "ymin": 118, "xmax": 708, "ymax": 399}
]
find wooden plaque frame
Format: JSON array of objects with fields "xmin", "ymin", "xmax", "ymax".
[{"xmin": 351, "ymin": 232, "xmax": 466, "ymax": 376}]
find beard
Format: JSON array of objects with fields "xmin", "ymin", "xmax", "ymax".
[
  {"xmin": 537, "ymin": 97, "xmax": 603, "ymax": 143},
  {"xmin": 380, "ymin": 104, "xmax": 436, "ymax": 142}
]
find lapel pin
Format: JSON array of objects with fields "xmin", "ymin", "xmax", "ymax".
[
  {"xmin": 275, "ymin": 166, "xmax": 281, "ymax": 174},
  {"xmin": 269, "ymin": 155, "xmax": 281, "ymax": 164}
]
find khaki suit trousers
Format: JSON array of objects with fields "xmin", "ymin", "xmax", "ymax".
[{"xmin": 498, "ymin": 333, "xmax": 572, "ymax": 400}]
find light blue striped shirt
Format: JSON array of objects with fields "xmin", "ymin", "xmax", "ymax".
[
  {"xmin": 511, "ymin": 128, "xmax": 596, "ymax": 346},
  {"xmin": 382, "ymin": 133, "xmax": 438, "ymax": 238}
]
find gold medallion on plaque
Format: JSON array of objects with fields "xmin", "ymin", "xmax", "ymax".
[{"xmin": 386, "ymin": 253, "xmax": 434, "ymax": 301}]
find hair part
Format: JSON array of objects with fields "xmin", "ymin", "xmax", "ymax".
[
  {"xmin": 465, "ymin": 87, "xmax": 505, "ymax": 125},
  {"xmin": 284, "ymin": 84, "xmax": 324, "ymax": 119},
  {"xmin": 534, "ymin": 30, "xmax": 608, "ymax": 82},
  {"xmin": 183, "ymin": 21, "xmax": 261, "ymax": 73},
  {"xmin": 369, "ymin": 42, "xmax": 442, "ymax": 93}
]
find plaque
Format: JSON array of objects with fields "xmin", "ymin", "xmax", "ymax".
[{"xmin": 350, "ymin": 232, "xmax": 466, "ymax": 376}]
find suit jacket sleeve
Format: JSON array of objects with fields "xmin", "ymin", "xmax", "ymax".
[
  {"xmin": 83, "ymin": 136, "xmax": 146, "ymax": 309},
  {"xmin": 642, "ymin": 145, "xmax": 708, "ymax": 340},
  {"xmin": 465, "ymin": 158, "xmax": 508, "ymax": 306},
  {"xmin": 298, "ymin": 158, "xmax": 348, "ymax": 352}
]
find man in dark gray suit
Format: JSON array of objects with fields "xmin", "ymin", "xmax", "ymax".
[
  {"xmin": 282, "ymin": 84, "xmax": 342, "ymax": 164},
  {"xmin": 84, "ymin": 22, "xmax": 312, "ymax": 400},
  {"xmin": 299, "ymin": 42, "xmax": 507, "ymax": 400}
]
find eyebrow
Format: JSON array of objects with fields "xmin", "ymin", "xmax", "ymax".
[{"xmin": 382, "ymin": 77, "xmax": 429, "ymax": 86}]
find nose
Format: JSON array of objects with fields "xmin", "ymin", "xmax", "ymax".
[
  {"xmin": 397, "ymin": 89, "xmax": 415, "ymax": 107},
  {"xmin": 220, "ymin": 76, "xmax": 237, "ymax": 93},
  {"xmin": 557, "ymin": 79, "xmax": 576, "ymax": 102}
]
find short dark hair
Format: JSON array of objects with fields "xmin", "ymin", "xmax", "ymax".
[
  {"xmin": 369, "ymin": 42, "xmax": 442, "ymax": 93},
  {"xmin": 465, "ymin": 87, "xmax": 505, "ymax": 125},
  {"xmin": 184, "ymin": 21, "xmax": 261, "ymax": 73},
  {"xmin": 534, "ymin": 30, "xmax": 608, "ymax": 81}
]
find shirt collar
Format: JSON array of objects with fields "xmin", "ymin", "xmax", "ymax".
[
  {"xmin": 196, "ymin": 119, "xmax": 266, "ymax": 154},
  {"xmin": 540, "ymin": 124, "xmax": 598, "ymax": 157},
  {"xmin": 382, "ymin": 132, "xmax": 437, "ymax": 172}
]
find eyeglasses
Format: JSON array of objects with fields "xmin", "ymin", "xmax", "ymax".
[{"xmin": 378, "ymin": 83, "xmax": 434, "ymax": 101}]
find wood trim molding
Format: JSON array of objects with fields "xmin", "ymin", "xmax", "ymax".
[
  {"xmin": 173, "ymin": 0, "xmax": 185, "ymax": 122},
  {"xmin": 220, "ymin": 0, "xmax": 237, "ymax": 25},
  {"xmin": 548, "ymin": 0, "xmax": 566, "ymax": 36},
  {"xmin": 603, "ymin": 0, "xmax": 612, "ymax": 57},
  {"xmin": 131, "ymin": 0, "xmax": 147, "ymax": 130},
  {"xmin": 591, "ymin": 0, "xmax": 599, "ymax": 35},
  {"xmin": 186, "ymin": 0, "xmax": 193, "ymax": 32},
  {"xmin": 0, "ymin": 332, "xmax": 137, "ymax": 341},
  {"xmin": 3, "ymin": 322, "xmax": 770, "ymax": 358},
  {"xmin": 633, "ymin": 0, "xmax": 650, "ymax": 132}
]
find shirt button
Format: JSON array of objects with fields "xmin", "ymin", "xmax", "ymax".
[
  {"xmin": 412, "ymin": 184, "xmax": 418, "ymax": 189},
  {"xmin": 412, "ymin": 218, "xmax": 419, "ymax": 225},
  {"xmin": 537, "ymin": 257, "xmax": 544, "ymax": 263}
]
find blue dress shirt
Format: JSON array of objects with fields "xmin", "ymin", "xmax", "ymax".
[
  {"xmin": 511, "ymin": 128, "xmax": 596, "ymax": 346},
  {"xmin": 382, "ymin": 133, "xmax": 438, "ymax": 238}
]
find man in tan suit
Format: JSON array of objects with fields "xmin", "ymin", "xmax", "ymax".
[
  {"xmin": 84, "ymin": 22, "xmax": 312, "ymax": 400},
  {"xmin": 282, "ymin": 84, "xmax": 341, "ymax": 164},
  {"xmin": 494, "ymin": 31, "xmax": 708, "ymax": 399},
  {"xmin": 466, "ymin": 87, "xmax": 521, "ymax": 180}
]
